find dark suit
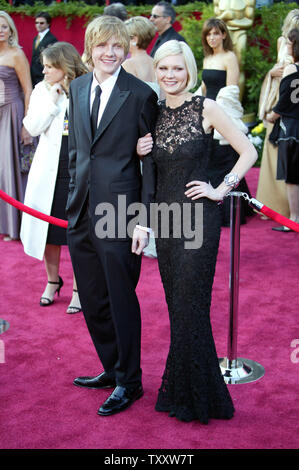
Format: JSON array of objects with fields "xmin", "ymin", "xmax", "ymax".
[
  {"xmin": 67, "ymin": 68, "xmax": 158, "ymax": 388},
  {"xmin": 31, "ymin": 30, "xmax": 58, "ymax": 87},
  {"xmin": 150, "ymin": 26, "xmax": 187, "ymax": 58}
]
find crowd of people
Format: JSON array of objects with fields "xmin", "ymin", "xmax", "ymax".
[{"xmin": 0, "ymin": 2, "xmax": 298, "ymax": 424}]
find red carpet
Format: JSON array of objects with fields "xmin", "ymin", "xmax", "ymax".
[{"xmin": 0, "ymin": 167, "xmax": 298, "ymax": 449}]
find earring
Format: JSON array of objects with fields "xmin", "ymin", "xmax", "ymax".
[{"xmin": 131, "ymin": 41, "xmax": 137, "ymax": 47}]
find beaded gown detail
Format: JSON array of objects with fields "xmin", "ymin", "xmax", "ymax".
[{"xmin": 152, "ymin": 96, "xmax": 234, "ymax": 423}]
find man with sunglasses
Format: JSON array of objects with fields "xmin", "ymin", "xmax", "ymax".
[
  {"xmin": 31, "ymin": 12, "xmax": 58, "ymax": 87},
  {"xmin": 149, "ymin": 1, "xmax": 187, "ymax": 58}
]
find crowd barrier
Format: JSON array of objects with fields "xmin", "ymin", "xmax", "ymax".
[{"xmin": 1, "ymin": 189, "xmax": 299, "ymax": 382}]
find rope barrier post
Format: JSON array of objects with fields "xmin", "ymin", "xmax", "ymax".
[
  {"xmin": 219, "ymin": 191, "xmax": 265, "ymax": 384},
  {"xmin": 0, "ymin": 319, "xmax": 9, "ymax": 334}
]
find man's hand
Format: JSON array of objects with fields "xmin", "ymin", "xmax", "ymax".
[{"xmin": 131, "ymin": 227, "xmax": 149, "ymax": 255}]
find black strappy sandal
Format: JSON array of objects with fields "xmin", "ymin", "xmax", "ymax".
[
  {"xmin": 40, "ymin": 276, "xmax": 64, "ymax": 306},
  {"xmin": 66, "ymin": 289, "xmax": 82, "ymax": 314}
]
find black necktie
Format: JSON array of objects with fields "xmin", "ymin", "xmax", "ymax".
[{"xmin": 91, "ymin": 85, "xmax": 102, "ymax": 138}]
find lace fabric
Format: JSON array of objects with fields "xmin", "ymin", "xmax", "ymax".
[{"xmin": 152, "ymin": 95, "xmax": 235, "ymax": 423}]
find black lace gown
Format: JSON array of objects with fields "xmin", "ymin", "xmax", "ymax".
[{"xmin": 152, "ymin": 96, "xmax": 235, "ymax": 423}]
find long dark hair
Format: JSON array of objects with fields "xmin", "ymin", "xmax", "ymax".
[
  {"xmin": 288, "ymin": 28, "xmax": 299, "ymax": 63},
  {"xmin": 201, "ymin": 18, "xmax": 233, "ymax": 57}
]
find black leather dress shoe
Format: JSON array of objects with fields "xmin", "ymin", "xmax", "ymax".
[
  {"xmin": 97, "ymin": 385, "xmax": 144, "ymax": 416},
  {"xmin": 73, "ymin": 372, "xmax": 116, "ymax": 389}
]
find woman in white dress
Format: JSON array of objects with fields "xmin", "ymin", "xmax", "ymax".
[
  {"xmin": 256, "ymin": 9, "xmax": 299, "ymax": 218},
  {"xmin": 21, "ymin": 42, "xmax": 87, "ymax": 313}
]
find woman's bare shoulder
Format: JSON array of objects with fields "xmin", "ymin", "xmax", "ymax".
[{"xmin": 224, "ymin": 50, "xmax": 238, "ymax": 65}]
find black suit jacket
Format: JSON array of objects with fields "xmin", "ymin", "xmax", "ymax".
[
  {"xmin": 150, "ymin": 26, "xmax": 187, "ymax": 58},
  {"xmin": 67, "ymin": 68, "xmax": 158, "ymax": 237},
  {"xmin": 31, "ymin": 30, "xmax": 58, "ymax": 86}
]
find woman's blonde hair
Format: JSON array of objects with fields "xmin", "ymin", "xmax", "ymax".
[
  {"xmin": 84, "ymin": 15, "xmax": 130, "ymax": 67},
  {"xmin": 282, "ymin": 9, "xmax": 299, "ymax": 37},
  {"xmin": 125, "ymin": 16, "xmax": 156, "ymax": 50},
  {"xmin": 0, "ymin": 10, "xmax": 19, "ymax": 47},
  {"xmin": 153, "ymin": 40, "xmax": 198, "ymax": 92},
  {"xmin": 42, "ymin": 42, "xmax": 88, "ymax": 89}
]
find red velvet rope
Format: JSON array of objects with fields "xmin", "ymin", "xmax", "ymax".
[
  {"xmin": 0, "ymin": 189, "xmax": 68, "ymax": 229},
  {"xmin": 260, "ymin": 205, "xmax": 299, "ymax": 232},
  {"xmin": 1, "ymin": 188, "xmax": 299, "ymax": 233}
]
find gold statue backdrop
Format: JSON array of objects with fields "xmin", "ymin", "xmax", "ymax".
[{"xmin": 214, "ymin": 0, "xmax": 256, "ymax": 99}]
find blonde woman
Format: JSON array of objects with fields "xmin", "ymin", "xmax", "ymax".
[
  {"xmin": 256, "ymin": 9, "xmax": 299, "ymax": 218},
  {"xmin": 0, "ymin": 11, "xmax": 32, "ymax": 241},
  {"xmin": 21, "ymin": 42, "xmax": 87, "ymax": 313},
  {"xmin": 123, "ymin": 16, "xmax": 156, "ymax": 82},
  {"xmin": 123, "ymin": 16, "xmax": 160, "ymax": 98},
  {"xmin": 137, "ymin": 40, "xmax": 257, "ymax": 423}
]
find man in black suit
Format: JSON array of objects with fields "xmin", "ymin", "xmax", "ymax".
[
  {"xmin": 149, "ymin": 1, "xmax": 187, "ymax": 57},
  {"xmin": 31, "ymin": 12, "xmax": 57, "ymax": 87},
  {"xmin": 66, "ymin": 15, "xmax": 158, "ymax": 416}
]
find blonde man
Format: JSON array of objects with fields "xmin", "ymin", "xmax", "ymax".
[{"xmin": 66, "ymin": 15, "xmax": 158, "ymax": 416}]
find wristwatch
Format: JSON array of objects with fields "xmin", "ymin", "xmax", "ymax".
[{"xmin": 224, "ymin": 172, "xmax": 240, "ymax": 189}]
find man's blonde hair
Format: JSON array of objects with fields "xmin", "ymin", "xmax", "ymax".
[{"xmin": 84, "ymin": 15, "xmax": 130, "ymax": 66}]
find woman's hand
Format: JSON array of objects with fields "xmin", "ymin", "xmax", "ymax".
[
  {"xmin": 136, "ymin": 133, "xmax": 153, "ymax": 157},
  {"xmin": 270, "ymin": 63, "xmax": 284, "ymax": 78},
  {"xmin": 21, "ymin": 125, "xmax": 33, "ymax": 145},
  {"xmin": 266, "ymin": 111, "xmax": 279, "ymax": 123},
  {"xmin": 185, "ymin": 180, "xmax": 223, "ymax": 202},
  {"xmin": 50, "ymin": 83, "xmax": 64, "ymax": 104}
]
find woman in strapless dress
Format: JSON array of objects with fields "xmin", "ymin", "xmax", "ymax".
[
  {"xmin": 0, "ymin": 11, "xmax": 32, "ymax": 240},
  {"xmin": 200, "ymin": 18, "xmax": 253, "ymax": 226}
]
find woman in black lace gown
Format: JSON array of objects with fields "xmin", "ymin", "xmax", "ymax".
[{"xmin": 137, "ymin": 40, "xmax": 257, "ymax": 423}]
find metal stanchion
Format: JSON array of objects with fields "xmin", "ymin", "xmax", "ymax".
[
  {"xmin": 219, "ymin": 192, "xmax": 265, "ymax": 384},
  {"xmin": 0, "ymin": 319, "xmax": 9, "ymax": 334}
]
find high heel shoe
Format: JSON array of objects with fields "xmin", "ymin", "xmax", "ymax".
[
  {"xmin": 66, "ymin": 289, "xmax": 82, "ymax": 314},
  {"xmin": 40, "ymin": 276, "xmax": 64, "ymax": 307}
]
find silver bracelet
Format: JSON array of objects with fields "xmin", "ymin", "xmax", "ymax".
[{"xmin": 224, "ymin": 172, "xmax": 240, "ymax": 189}]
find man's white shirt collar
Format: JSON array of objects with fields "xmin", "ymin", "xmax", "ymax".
[
  {"xmin": 91, "ymin": 66, "xmax": 121, "ymax": 98},
  {"xmin": 90, "ymin": 66, "xmax": 122, "ymax": 124},
  {"xmin": 38, "ymin": 28, "xmax": 49, "ymax": 40}
]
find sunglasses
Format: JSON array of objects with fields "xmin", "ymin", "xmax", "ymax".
[
  {"xmin": 150, "ymin": 14, "xmax": 165, "ymax": 19},
  {"xmin": 35, "ymin": 21, "xmax": 46, "ymax": 25}
]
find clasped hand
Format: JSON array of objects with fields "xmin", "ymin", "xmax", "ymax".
[
  {"xmin": 136, "ymin": 135, "xmax": 223, "ymax": 202},
  {"xmin": 50, "ymin": 83, "xmax": 64, "ymax": 104},
  {"xmin": 131, "ymin": 227, "xmax": 149, "ymax": 255},
  {"xmin": 21, "ymin": 126, "xmax": 33, "ymax": 145}
]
